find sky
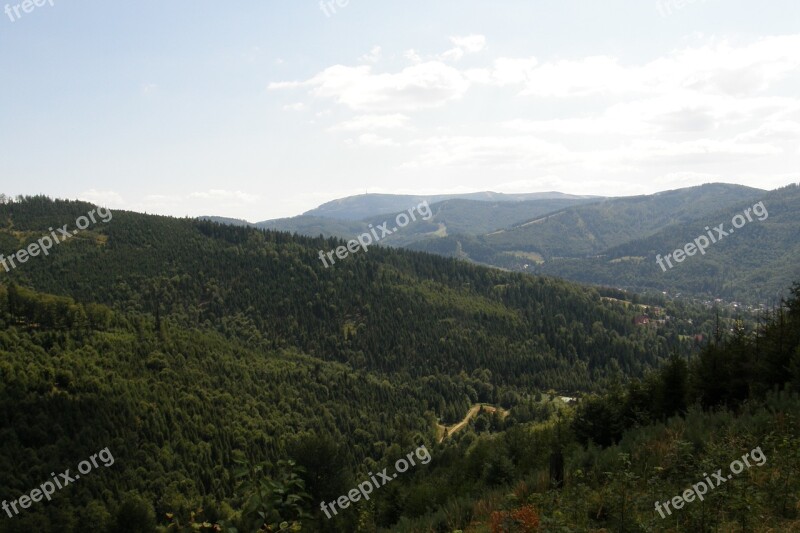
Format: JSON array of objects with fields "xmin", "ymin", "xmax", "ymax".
[{"xmin": 1, "ymin": 0, "xmax": 799, "ymax": 222}]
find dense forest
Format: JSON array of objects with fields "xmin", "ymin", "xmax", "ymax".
[
  {"xmin": 388, "ymin": 284, "xmax": 800, "ymax": 532},
  {"xmin": 0, "ymin": 196, "xmax": 789, "ymax": 532}
]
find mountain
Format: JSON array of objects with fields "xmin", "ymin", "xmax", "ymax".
[
  {"xmin": 206, "ymin": 182, "xmax": 800, "ymax": 304},
  {"xmin": 212, "ymin": 183, "xmax": 800, "ymax": 303},
  {"xmin": 300, "ymin": 191, "xmax": 601, "ymax": 221},
  {"xmin": 482, "ymin": 183, "xmax": 764, "ymax": 257},
  {"xmin": 405, "ymin": 183, "xmax": 800, "ymax": 303},
  {"xmin": 0, "ymin": 195, "xmax": 718, "ymax": 532},
  {"xmin": 406, "ymin": 183, "xmax": 763, "ymax": 260},
  {"xmin": 535, "ymin": 182, "xmax": 800, "ymax": 303},
  {"xmin": 256, "ymin": 196, "xmax": 603, "ymax": 244}
]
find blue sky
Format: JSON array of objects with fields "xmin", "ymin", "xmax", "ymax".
[{"xmin": 1, "ymin": 0, "xmax": 799, "ymax": 221}]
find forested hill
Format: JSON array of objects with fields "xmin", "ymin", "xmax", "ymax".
[
  {"xmin": 0, "ymin": 196, "xmax": 717, "ymax": 532},
  {"xmin": 1, "ymin": 196, "xmax": 696, "ymax": 389},
  {"xmin": 537, "ymin": 182, "xmax": 800, "ymax": 303}
]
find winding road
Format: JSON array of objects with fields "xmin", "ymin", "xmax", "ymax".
[{"xmin": 436, "ymin": 403, "xmax": 509, "ymax": 442}]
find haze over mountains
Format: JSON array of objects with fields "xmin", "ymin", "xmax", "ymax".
[{"xmin": 209, "ymin": 182, "xmax": 800, "ymax": 304}]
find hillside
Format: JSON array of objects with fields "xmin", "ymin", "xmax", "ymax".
[
  {"xmin": 535, "ymin": 183, "xmax": 800, "ymax": 303},
  {"xmin": 0, "ymin": 196, "xmax": 720, "ymax": 532},
  {"xmin": 407, "ymin": 183, "xmax": 763, "ymax": 262},
  {"xmin": 483, "ymin": 183, "xmax": 764, "ymax": 257},
  {"xmin": 1, "ymin": 197, "xmax": 695, "ymax": 389},
  {"xmin": 389, "ymin": 284, "xmax": 800, "ymax": 532}
]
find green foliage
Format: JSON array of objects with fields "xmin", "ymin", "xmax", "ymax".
[
  {"xmin": 113, "ymin": 494, "xmax": 157, "ymax": 533},
  {"xmin": 223, "ymin": 456, "xmax": 310, "ymax": 532},
  {"xmin": 1, "ymin": 196, "xmax": 797, "ymax": 532}
]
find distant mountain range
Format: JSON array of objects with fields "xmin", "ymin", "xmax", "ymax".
[
  {"xmin": 202, "ymin": 182, "xmax": 800, "ymax": 304},
  {"xmin": 301, "ymin": 191, "xmax": 601, "ymax": 221}
]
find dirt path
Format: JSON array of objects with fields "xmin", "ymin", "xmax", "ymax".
[{"xmin": 436, "ymin": 403, "xmax": 509, "ymax": 442}]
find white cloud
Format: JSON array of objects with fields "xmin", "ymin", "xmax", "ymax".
[
  {"xmin": 653, "ymin": 171, "xmax": 722, "ymax": 185},
  {"xmin": 189, "ymin": 190, "xmax": 260, "ymax": 203},
  {"xmin": 451, "ymin": 35, "xmax": 487, "ymax": 54},
  {"xmin": 399, "ymin": 134, "xmax": 780, "ymax": 172},
  {"xmin": 516, "ymin": 56, "xmax": 641, "ymax": 97},
  {"xmin": 438, "ymin": 34, "xmax": 487, "ymax": 62},
  {"xmin": 510, "ymin": 35, "xmax": 800, "ymax": 98},
  {"xmin": 736, "ymin": 120, "xmax": 800, "ymax": 141},
  {"xmin": 486, "ymin": 57, "xmax": 540, "ymax": 85},
  {"xmin": 504, "ymin": 93, "xmax": 800, "ymax": 137},
  {"xmin": 270, "ymin": 34, "xmax": 800, "ymax": 108},
  {"xmin": 404, "ymin": 135, "xmax": 572, "ymax": 169},
  {"xmin": 360, "ymin": 46, "xmax": 382, "ymax": 64},
  {"xmin": 269, "ymin": 34, "xmax": 800, "ymax": 191},
  {"xmin": 404, "ymin": 49, "xmax": 422, "ymax": 63},
  {"xmin": 282, "ymin": 102, "xmax": 307, "ymax": 111},
  {"xmin": 331, "ymin": 113, "xmax": 411, "ymax": 131},
  {"xmin": 610, "ymin": 139, "xmax": 781, "ymax": 162},
  {"xmin": 353, "ymin": 133, "xmax": 400, "ymax": 147},
  {"xmin": 269, "ymin": 62, "xmax": 470, "ymax": 111},
  {"xmin": 503, "ymin": 114, "xmax": 651, "ymax": 136}
]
